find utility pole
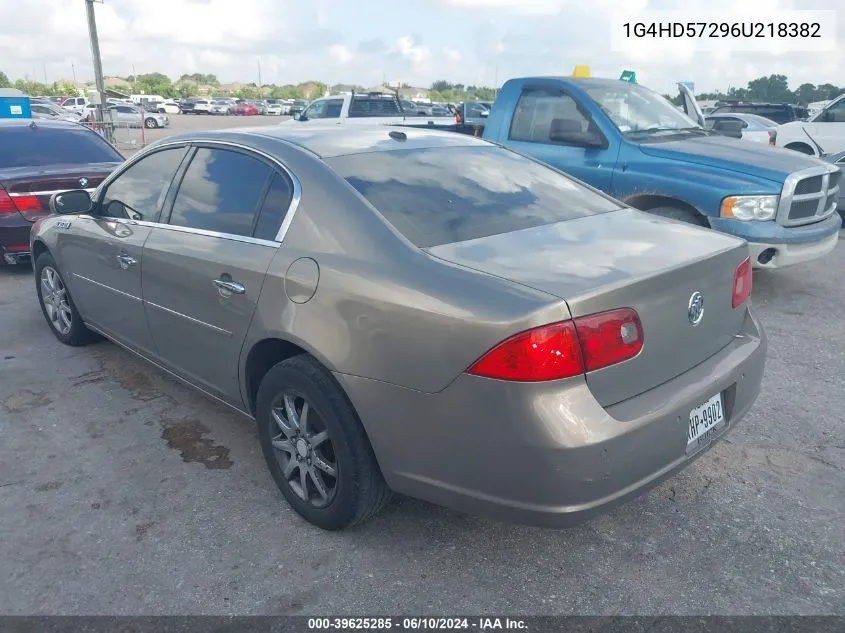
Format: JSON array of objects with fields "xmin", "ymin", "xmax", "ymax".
[
  {"xmin": 71, "ymin": 62, "xmax": 77, "ymax": 89},
  {"xmin": 257, "ymin": 58, "xmax": 262, "ymax": 98},
  {"xmin": 85, "ymin": 0, "xmax": 112, "ymax": 142},
  {"xmin": 132, "ymin": 64, "xmax": 136, "ymax": 91},
  {"xmin": 43, "ymin": 63, "xmax": 48, "ymax": 84}
]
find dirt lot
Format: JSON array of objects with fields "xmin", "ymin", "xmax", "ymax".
[{"xmin": 0, "ymin": 115, "xmax": 843, "ymax": 614}]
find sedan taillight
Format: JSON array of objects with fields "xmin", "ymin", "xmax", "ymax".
[
  {"xmin": 732, "ymin": 257, "xmax": 753, "ymax": 308},
  {"xmin": 467, "ymin": 308, "xmax": 644, "ymax": 382},
  {"xmin": 0, "ymin": 190, "xmax": 42, "ymax": 215}
]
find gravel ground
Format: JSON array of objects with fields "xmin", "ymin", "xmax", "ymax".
[{"xmin": 0, "ymin": 129, "xmax": 843, "ymax": 614}]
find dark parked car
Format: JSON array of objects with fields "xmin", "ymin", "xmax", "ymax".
[
  {"xmin": 709, "ymin": 102, "xmax": 808, "ymax": 125},
  {"xmin": 31, "ymin": 127, "xmax": 764, "ymax": 530},
  {"xmin": 0, "ymin": 119, "xmax": 123, "ymax": 266},
  {"xmin": 289, "ymin": 100, "xmax": 309, "ymax": 116}
]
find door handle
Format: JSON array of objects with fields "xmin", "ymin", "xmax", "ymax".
[
  {"xmin": 116, "ymin": 254, "xmax": 137, "ymax": 269},
  {"xmin": 213, "ymin": 278, "xmax": 246, "ymax": 295}
]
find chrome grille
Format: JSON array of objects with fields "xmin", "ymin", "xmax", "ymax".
[{"xmin": 777, "ymin": 165, "xmax": 841, "ymax": 227}]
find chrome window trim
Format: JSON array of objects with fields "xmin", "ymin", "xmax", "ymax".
[
  {"xmin": 776, "ymin": 164, "xmax": 840, "ymax": 227},
  {"xmin": 10, "ymin": 188, "xmax": 97, "ymax": 197},
  {"xmin": 91, "ymin": 138, "xmax": 302, "ymax": 244}
]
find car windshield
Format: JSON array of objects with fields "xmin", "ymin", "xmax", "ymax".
[
  {"xmin": 0, "ymin": 125, "xmax": 123, "ymax": 168},
  {"xmin": 327, "ymin": 145, "xmax": 622, "ymax": 248},
  {"xmin": 585, "ymin": 82, "xmax": 703, "ymax": 137}
]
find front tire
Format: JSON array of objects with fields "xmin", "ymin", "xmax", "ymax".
[
  {"xmin": 256, "ymin": 356, "xmax": 391, "ymax": 530},
  {"xmin": 144, "ymin": 118, "xmax": 159, "ymax": 129},
  {"xmin": 35, "ymin": 252, "xmax": 100, "ymax": 346}
]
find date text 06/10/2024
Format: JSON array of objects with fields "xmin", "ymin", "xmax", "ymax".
[{"xmin": 307, "ymin": 617, "xmax": 528, "ymax": 630}]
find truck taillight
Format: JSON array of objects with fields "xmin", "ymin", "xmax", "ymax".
[
  {"xmin": 768, "ymin": 130, "xmax": 777, "ymax": 146},
  {"xmin": 732, "ymin": 257, "xmax": 752, "ymax": 308},
  {"xmin": 467, "ymin": 308, "xmax": 643, "ymax": 382},
  {"xmin": 455, "ymin": 110, "xmax": 463, "ymax": 125}
]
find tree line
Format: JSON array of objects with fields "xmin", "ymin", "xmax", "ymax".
[{"xmin": 662, "ymin": 74, "xmax": 842, "ymax": 105}]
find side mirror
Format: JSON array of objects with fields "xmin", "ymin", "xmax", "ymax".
[
  {"xmin": 49, "ymin": 190, "xmax": 92, "ymax": 215},
  {"xmin": 293, "ymin": 112, "xmax": 304, "ymax": 121},
  {"xmin": 480, "ymin": 110, "xmax": 489, "ymax": 118}
]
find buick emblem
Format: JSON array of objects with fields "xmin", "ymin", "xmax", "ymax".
[
  {"xmin": 688, "ymin": 291, "xmax": 704, "ymax": 326},
  {"xmin": 78, "ymin": 177, "xmax": 88, "ymax": 188}
]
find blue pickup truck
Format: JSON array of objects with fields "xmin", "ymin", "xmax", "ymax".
[{"xmin": 478, "ymin": 76, "xmax": 841, "ymax": 268}]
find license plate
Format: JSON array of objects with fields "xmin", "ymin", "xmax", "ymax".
[{"xmin": 687, "ymin": 392, "xmax": 725, "ymax": 453}]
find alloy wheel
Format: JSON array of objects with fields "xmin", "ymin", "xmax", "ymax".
[
  {"xmin": 270, "ymin": 393, "xmax": 338, "ymax": 508},
  {"xmin": 40, "ymin": 266, "xmax": 72, "ymax": 335}
]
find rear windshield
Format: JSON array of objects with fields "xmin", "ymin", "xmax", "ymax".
[
  {"xmin": 0, "ymin": 125, "xmax": 123, "ymax": 168},
  {"xmin": 327, "ymin": 146, "xmax": 622, "ymax": 248}
]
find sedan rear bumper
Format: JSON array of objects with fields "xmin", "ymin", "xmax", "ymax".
[{"xmin": 337, "ymin": 307, "xmax": 766, "ymax": 528}]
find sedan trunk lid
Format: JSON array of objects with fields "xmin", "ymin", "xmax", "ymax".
[{"xmin": 427, "ymin": 208, "xmax": 751, "ymax": 407}]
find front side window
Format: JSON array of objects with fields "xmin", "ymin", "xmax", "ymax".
[
  {"xmin": 327, "ymin": 146, "xmax": 622, "ymax": 248},
  {"xmin": 168, "ymin": 147, "xmax": 272, "ymax": 237},
  {"xmin": 303, "ymin": 100, "xmax": 327, "ymax": 119},
  {"xmin": 821, "ymin": 100, "xmax": 845, "ymax": 123},
  {"xmin": 99, "ymin": 147, "xmax": 188, "ymax": 221}
]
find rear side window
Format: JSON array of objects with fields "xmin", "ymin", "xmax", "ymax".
[
  {"xmin": 253, "ymin": 173, "xmax": 294, "ymax": 241},
  {"xmin": 349, "ymin": 96, "xmax": 402, "ymax": 117},
  {"xmin": 0, "ymin": 125, "xmax": 124, "ymax": 168},
  {"xmin": 168, "ymin": 147, "xmax": 272, "ymax": 237},
  {"xmin": 327, "ymin": 146, "xmax": 622, "ymax": 248}
]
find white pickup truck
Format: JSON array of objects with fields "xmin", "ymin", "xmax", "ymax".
[{"xmin": 280, "ymin": 91, "xmax": 454, "ymax": 128}]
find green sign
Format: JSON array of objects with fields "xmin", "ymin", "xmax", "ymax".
[{"xmin": 619, "ymin": 70, "xmax": 637, "ymax": 83}]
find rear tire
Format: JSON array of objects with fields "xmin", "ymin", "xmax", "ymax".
[
  {"xmin": 785, "ymin": 142, "xmax": 815, "ymax": 155},
  {"xmin": 643, "ymin": 205, "xmax": 709, "ymax": 227},
  {"xmin": 35, "ymin": 252, "xmax": 100, "ymax": 346},
  {"xmin": 256, "ymin": 355, "xmax": 391, "ymax": 530}
]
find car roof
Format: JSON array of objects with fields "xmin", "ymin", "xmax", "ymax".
[{"xmin": 160, "ymin": 125, "xmax": 493, "ymax": 158}]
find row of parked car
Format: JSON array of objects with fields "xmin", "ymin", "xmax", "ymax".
[{"xmin": 28, "ymin": 96, "xmax": 170, "ymax": 129}]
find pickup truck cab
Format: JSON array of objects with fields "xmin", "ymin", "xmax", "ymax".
[
  {"xmin": 775, "ymin": 92, "xmax": 845, "ymax": 157},
  {"xmin": 481, "ymin": 77, "xmax": 841, "ymax": 269},
  {"xmin": 284, "ymin": 91, "xmax": 453, "ymax": 127}
]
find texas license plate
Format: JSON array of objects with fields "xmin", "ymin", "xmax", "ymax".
[{"xmin": 686, "ymin": 392, "xmax": 725, "ymax": 454}]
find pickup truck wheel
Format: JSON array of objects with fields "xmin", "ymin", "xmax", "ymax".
[
  {"xmin": 785, "ymin": 142, "xmax": 815, "ymax": 155},
  {"xmin": 646, "ymin": 206, "xmax": 708, "ymax": 227},
  {"xmin": 35, "ymin": 253, "xmax": 100, "ymax": 346},
  {"xmin": 256, "ymin": 355, "xmax": 392, "ymax": 530}
]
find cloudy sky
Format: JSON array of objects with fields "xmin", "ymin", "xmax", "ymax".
[{"xmin": 0, "ymin": 0, "xmax": 842, "ymax": 94}]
